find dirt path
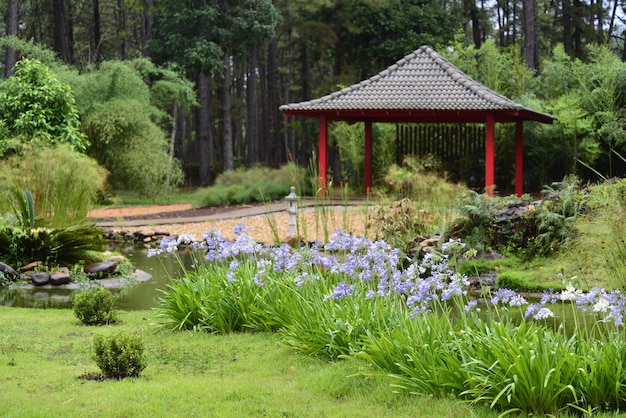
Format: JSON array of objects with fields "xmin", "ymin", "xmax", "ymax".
[
  {"xmin": 93, "ymin": 204, "xmax": 374, "ymax": 244},
  {"xmin": 89, "ymin": 204, "xmax": 193, "ymax": 218}
]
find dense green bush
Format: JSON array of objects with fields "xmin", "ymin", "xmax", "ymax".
[
  {"xmin": 194, "ymin": 163, "xmax": 312, "ymax": 207},
  {"xmin": 93, "ymin": 331, "xmax": 146, "ymax": 379},
  {"xmin": 76, "ymin": 61, "xmax": 185, "ymax": 197},
  {"xmin": 72, "ymin": 287, "xmax": 118, "ymax": 326},
  {"xmin": 0, "ymin": 58, "xmax": 88, "ymax": 157}
]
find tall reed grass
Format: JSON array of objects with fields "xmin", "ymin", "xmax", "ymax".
[{"xmin": 0, "ymin": 144, "xmax": 107, "ymax": 228}]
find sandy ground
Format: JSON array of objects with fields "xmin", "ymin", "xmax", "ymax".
[
  {"xmin": 89, "ymin": 204, "xmax": 194, "ymax": 218},
  {"xmin": 95, "ymin": 207, "xmax": 373, "ymax": 244}
]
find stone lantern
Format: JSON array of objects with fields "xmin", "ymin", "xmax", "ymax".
[{"xmin": 285, "ymin": 186, "xmax": 299, "ymax": 237}]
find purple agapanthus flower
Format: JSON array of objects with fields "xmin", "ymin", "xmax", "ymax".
[{"xmin": 333, "ymin": 282, "xmax": 355, "ymax": 300}]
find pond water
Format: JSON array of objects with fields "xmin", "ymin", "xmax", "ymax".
[{"xmin": 0, "ymin": 243, "xmax": 192, "ymax": 310}]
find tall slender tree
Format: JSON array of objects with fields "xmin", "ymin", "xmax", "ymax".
[
  {"xmin": 5, "ymin": 0, "xmax": 19, "ymax": 77},
  {"xmin": 53, "ymin": 0, "xmax": 73, "ymax": 64},
  {"xmin": 523, "ymin": 0, "xmax": 539, "ymax": 71}
]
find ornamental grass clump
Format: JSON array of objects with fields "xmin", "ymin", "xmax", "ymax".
[{"xmin": 153, "ymin": 224, "xmax": 626, "ymax": 416}]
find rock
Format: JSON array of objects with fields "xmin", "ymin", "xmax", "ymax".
[
  {"xmin": 419, "ymin": 236, "xmax": 440, "ymax": 247},
  {"xmin": 0, "ymin": 262, "xmax": 20, "ymax": 281},
  {"xmin": 31, "ymin": 272, "xmax": 50, "ymax": 286},
  {"xmin": 49, "ymin": 271, "xmax": 71, "ymax": 286},
  {"xmin": 84, "ymin": 261, "xmax": 118, "ymax": 275},
  {"xmin": 282, "ymin": 236, "xmax": 299, "ymax": 248},
  {"xmin": 19, "ymin": 261, "xmax": 43, "ymax": 272}
]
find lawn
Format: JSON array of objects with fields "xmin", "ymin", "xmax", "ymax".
[{"xmin": 0, "ymin": 307, "xmax": 492, "ymax": 418}]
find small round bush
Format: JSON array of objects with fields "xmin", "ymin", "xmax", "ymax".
[
  {"xmin": 72, "ymin": 286, "xmax": 118, "ymax": 325},
  {"xmin": 93, "ymin": 331, "xmax": 146, "ymax": 379}
]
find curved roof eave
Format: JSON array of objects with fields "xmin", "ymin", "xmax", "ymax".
[{"xmin": 280, "ymin": 45, "xmax": 555, "ymax": 125}]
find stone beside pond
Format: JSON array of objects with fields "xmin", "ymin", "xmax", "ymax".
[
  {"xmin": 101, "ymin": 228, "xmax": 172, "ymax": 245},
  {"xmin": 0, "ymin": 257, "xmax": 151, "ymax": 290}
]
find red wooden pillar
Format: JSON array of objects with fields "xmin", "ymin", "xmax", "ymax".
[
  {"xmin": 318, "ymin": 115, "xmax": 328, "ymax": 196},
  {"xmin": 515, "ymin": 121, "xmax": 523, "ymax": 197},
  {"xmin": 364, "ymin": 121, "xmax": 372, "ymax": 193},
  {"xmin": 485, "ymin": 114, "xmax": 495, "ymax": 196}
]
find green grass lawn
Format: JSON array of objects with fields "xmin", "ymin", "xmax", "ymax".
[{"xmin": 0, "ymin": 307, "xmax": 494, "ymax": 418}]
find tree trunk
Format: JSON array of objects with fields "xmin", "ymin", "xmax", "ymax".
[
  {"xmin": 465, "ymin": 0, "xmax": 482, "ymax": 48},
  {"xmin": 222, "ymin": 52, "xmax": 234, "ymax": 172},
  {"xmin": 166, "ymin": 101, "xmax": 178, "ymax": 183},
  {"xmin": 143, "ymin": 0, "xmax": 154, "ymax": 56},
  {"xmin": 573, "ymin": 0, "xmax": 582, "ymax": 58},
  {"xmin": 197, "ymin": 72, "xmax": 213, "ymax": 186},
  {"xmin": 246, "ymin": 47, "xmax": 259, "ymax": 166},
  {"xmin": 233, "ymin": 59, "xmax": 244, "ymax": 162},
  {"xmin": 53, "ymin": 0, "xmax": 73, "ymax": 64},
  {"xmin": 93, "ymin": 0, "xmax": 102, "ymax": 62},
  {"xmin": 267, "ymin": 39, "xmax": 284, "ymax": 167},
  {"xmin": 608, "ymin": 0, "xmax": 618, "ymax": 44},
  {"xmin": 116, "ymin": 0, "xmax": 128, "ymax": 60},
  {"xmin": 5, "ymin": 0, "xmax": 19, "ymax": 77},
  {"xmin": 522, "ymin": 0, "xmax": 539, "ymax": 72},
  {"xmin": 562, "ymin": 0, "xmax": 573, "ymax": 55}
]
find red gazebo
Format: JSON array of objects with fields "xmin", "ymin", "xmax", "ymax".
[{"xmin": 280, "ymin": 45, "xmax": 555, "ymax": 196}]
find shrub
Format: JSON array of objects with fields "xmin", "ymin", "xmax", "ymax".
[
  {"xmin": 72, "ymin": 287, "xmax": 118, "ymax": 325},
  {"xmin": 0, "ymin": 58, "xmax": 88, "ymax": 156},
  {"xmin": 194, "ymin": 163, "xmax": 312, "ymax": 207},
  {"xmin": 93, "ymin": 331, "xmax": 146, "ymax": 379}
]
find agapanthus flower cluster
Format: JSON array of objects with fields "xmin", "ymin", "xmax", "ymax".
[{"xmin": 150, "ymin": 226, "xmax": 626, "ymax": 328}]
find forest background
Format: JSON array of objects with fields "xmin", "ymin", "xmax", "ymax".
[{"xmin": 1, "ymin": 0, "xmax": 626, "ymax": 196}]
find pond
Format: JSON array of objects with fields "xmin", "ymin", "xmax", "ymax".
[{"xmin": 0, "ymin": 243, "xmax": 192, "ymax": 310}]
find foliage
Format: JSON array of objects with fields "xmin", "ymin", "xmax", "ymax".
[
  {"xmin": 532, "ymin": 176, "xmax": 587, "ymax": 254},
  {"xmin": 383, "ymin": 155, "xmax": 465, "ymax": 201},
  {"xmin": 9, "ymin": 190, "xmax": 36, "ymax": 230},
  {"xmin": 444, "ymin": 38, "xmax": 536, "ymax": 100},
  {"xmin": 0, "ymin": 59, "xmax": 88, "ymax": 157},
  {"xmin": 329, "ymin": 122, "xmax": 396, "ymax": 189},
  {"xmin": 92, "ymin": 331, "xmax": 146, "ymax": 379},
  {"xmin": 0, "ymin": 224, "xmax": 104, "ymax": 268},
  {"xmin": 443, "ymin": 190, "xmax": 503, "ymax": 251},
  {"xmin": 149, "ymin": 0, "xmax": 280, "ymax": 76},
  {"xmin": 152, "ymin": 226, "xmax": 626, "ymax": 415},
  {"xmin": 367, "ymin": 156, "xmax": 464, "ymax": 254},
  {"xmin": 72, "ymin": 287, "xmax": 119, "ymax": 326},
  {"xmin": 194, "ymin": 163, "xmax": 312, "ymax": 207},
  {"xmin": 368, "ymin": 199, "xmax": 434, "ymax": 257},
  {"xmin": 444, "ymin": 176, "xmax": 587, "ymax": 257},
  {"xmin": 0, "ymin": 144, "xmax": 108, "ymax": 229},
  {"xmin": 67, "ymin": 60, "xmax": 184, "ymax": 196}
]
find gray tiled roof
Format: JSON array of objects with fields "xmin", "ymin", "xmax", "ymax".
[{"xmin": 280, "ymin": 45, "xmax": 549, "ymax": 116}]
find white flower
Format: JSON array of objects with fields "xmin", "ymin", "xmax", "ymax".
[
  {"xmin": 593, "ymin": 297, "xmax": 611, "ymax": 313},
  {"xmin": 560, "ymin": 284, "xmax": 583, "ymax": 301},
  {"xmin": 177, "ymin": 233, "xmax": 196, "ymax": 245},
  {"xmin": 533, "ymin": 307, "xmax": 554, "ymax": 320}
]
